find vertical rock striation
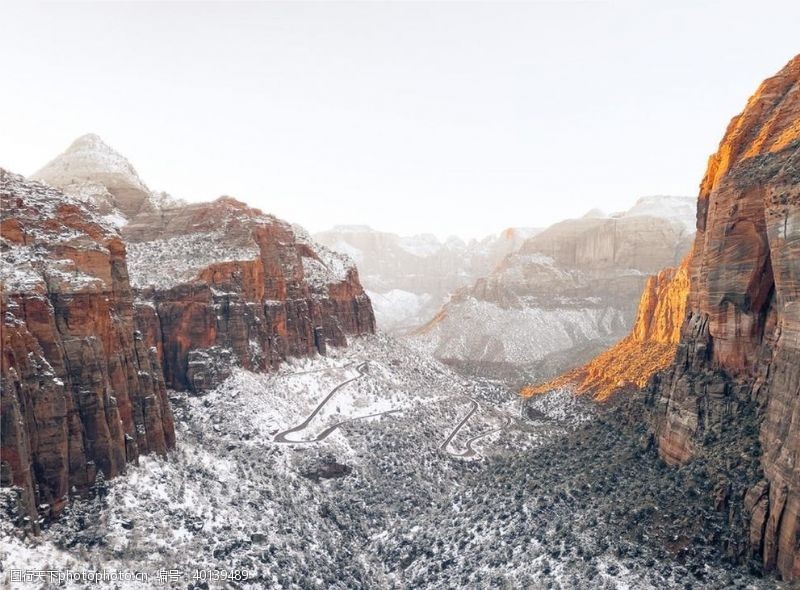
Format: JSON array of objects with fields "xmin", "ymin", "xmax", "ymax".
[
  {"xmin": 0, "ymin": 170, "xmax": 175, "ymax": 525},
  {"xmin": 122, "ymin": 198, "xmax": 375, "ymax": 392},
  {"xmin": 645, "ymin": 55, "xmax": 800, "ymax": 579},
  {"xmin": 2, "ymin": 133, "xmax": 376, "ymax": 527}
]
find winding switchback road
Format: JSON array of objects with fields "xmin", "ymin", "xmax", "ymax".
[
  {"xmin": 439, "ymin": 398, "xmax": 479, "ymax": 452},
  {"xmin": 450, "ymin": 414, "xmax": 513, "ymax": 458},
  {"xmin": 274, "ymin": 362, "xmax": 401, "ymax": 443}
]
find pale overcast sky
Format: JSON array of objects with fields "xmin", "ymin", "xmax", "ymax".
[{"xmin": 1, "ymin": 1, "xmax": 799, "ymax": 239}]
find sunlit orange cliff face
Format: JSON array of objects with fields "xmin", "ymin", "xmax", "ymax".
[
  {"xmin": 520, "ymin": 255, "xmax": 690, "ymax": 401},
  {"xmin": 525, "ymin": 54, "xmax": 800, "ymax": 581}
]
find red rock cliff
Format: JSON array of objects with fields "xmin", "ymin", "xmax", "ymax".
[
  {"xmin": 29, "ymin": 134, "xmax": 376, "ymax": 394},
  {"xmin": 122, "ymin": 197, "xmax": 375, "ymax": 392},
  {"xmin": 0, "ymin": 170, "xmax": 175, "ymax": 526},
  {"xmin": 646, "ymin": 55, "xmax": 800, "ymax": 580}
]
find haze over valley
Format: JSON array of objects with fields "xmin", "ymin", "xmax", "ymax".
[{"xmin": 1, "ymin": 4, "xmax": 799, "ymax": 589}]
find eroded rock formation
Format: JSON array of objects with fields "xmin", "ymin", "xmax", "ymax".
[
  {"xmin": 123, "ymin": 198, "xmax": 375, "ymax": 391},
  {"xmin": 521, "ymin": 255, "xmax": 690, "ymax": 401},
  {"xmin": 32, "ymin": 133, "xmax": 184, "ymax": 219},
  {"xmin": 644, "ymin": 55, "xmax": 800, "ymax": 580},
  {"xmin": 1, "ymin": 170, "xmax": 175, "ymax": 526},
  {"xmin": 415, "ymin": 199, "xmax": 694, "ymax": 384},
  {"xmin": 2, "ymin": 136, "xmax": 376, "ymax": 528},
  {"xmin": 313, "ymin": 225, "xmax": 540, "ymax": 332}
]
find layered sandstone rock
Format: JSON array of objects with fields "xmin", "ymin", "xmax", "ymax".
[
  {"xmin": 123, "ymin": 199, "xmax": 375, "ymax": 391},
  {"xmin": 414, "ymin": 199, "xmax": 694, "ymax": 384},
  {"xmin": 522, "ymin": 256, "xmax": 690, "ymax": 401},
  {"xmin": 29, "ymin": 136, "xmax": 376, "ymax": 393},
  {"xmin": 0, "ymin": 170, "xmax": 175, "ymax": 526},
  {"xmin": 640, "ymin": 56, "xmax": 800, "ymax": 580},
  {"xmin": 2, "ymin": 136, "xmax": 376, "ymax": 528}
]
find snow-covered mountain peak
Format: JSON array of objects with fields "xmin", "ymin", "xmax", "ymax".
[
  {"xmin": 32, "ymin": 134, "xmax": 185, "ymax": 219},
  {"xmin": 35, "ymin": 133, "xmax": 148, "ymax": 192},
  {"xmin": 617, "ymin": 195, "xmax": 696, "ymax": 232},
  {"xmin": 330, "ymin": 224, "xmax": 375, "ymax": 233},
  {"xmin": 582, "ymin": 208, "xmax": 607, "ymax": 219}
]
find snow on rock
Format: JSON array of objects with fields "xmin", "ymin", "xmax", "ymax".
[
  {"xmin": 292, "ymin": 224, "xmax": 356, "ymax": 291},
  {"xmin": 31, "ymin": 133, "xmax": 186, "ymax": 221},
  {"xmin": 420, "ymin": 296, "xmax": 625, "ymax": 365},
  {"xmin": 366, "ymin": 289, "xmax": 434, "ymax": 332},
  {"xmin": 125, "ymin": 230, "xmax": 261, "ymax": 289},
  {"xmin": 615, "ymin": 195, "xmax": 697, "ymax": 233},
  {"xmin": 397, "ymin": 233, "xmax": 442, "ymax": 257},
  {"xmin": 0, "ymin": 170, "xmax": 119, "ymax": 294},
  {"xmin": 33, "ymin": 133, "xmax": 149, "ymax": 193},
  {"xmin": 314, "ymin": 226, "xmax": 541, "ymax": 332},
  {"xmin": 0, "ymin": 333, "xmax": 771, "ymax": 590}
]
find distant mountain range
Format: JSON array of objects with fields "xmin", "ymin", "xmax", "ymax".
[
  {"xmin": 314, "ymin": 225, "xmax": 541, "ymax": 332},
  {"xmin": 406, "ymin": 195, "xmax": 695, "ymax": 385}
]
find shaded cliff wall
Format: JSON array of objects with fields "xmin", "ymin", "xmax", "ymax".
[{"xmin": 123, "ymin": 199, "xmax": 375, "ymax": 392}]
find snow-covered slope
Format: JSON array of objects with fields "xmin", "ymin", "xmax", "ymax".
[
  {"xmin": 0, "ymin": 334, "xmax": 772, "ymax": 589},
  {"xmin": 366, "ymin": 289, "xmax": 434, "ymax": 332},
  {"xmin": 414, "ymin": 196, "xmax": 696, "ymax": 385},
  {"xmin": 615, "ymin": 195, "xmax": 696, "ymax": 232}
]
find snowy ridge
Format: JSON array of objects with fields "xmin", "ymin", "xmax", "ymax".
[
  {"xmin": 125, "ymin": 231, "xmax": 261, "ymax": 289},
  {"xmin": 0, "ymin": 170, "xmax": 120, "ymax": 293},
  {"xmin": 313, "ymin": 225, "xmax": 542, "ymax": 331},
  {"xmin": 33, "ymin": 133, "xmax": 150, "ymax": 193},
  {"xmin": 292, "ymin": 223, "xmax": 356, "ymax": 291},
  {"xmin": 366, "ymin": 289, "xmax": 434, "ymax": 332},
  {"xmin": 31, "ymin": 134, "xmax": 186, "ymax": 222},
  {"xmin": 421, "ymin": 296, "xmax": 626, "ymax": 365},
  {"xmin": 615, "ymin": 195, "xmax": 696, "ymax": 233}
]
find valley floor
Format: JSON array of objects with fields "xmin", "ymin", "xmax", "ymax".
[{"xmin": 0, "ymin": 335, "xmax": 784, "ymax": 589}]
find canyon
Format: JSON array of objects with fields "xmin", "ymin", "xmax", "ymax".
[
  {"xmin": 414, "ymin": 197, "xmax": 695, "ymax": 385},
  {"xmin": 1, "ymin": 137, "xmax": 375, "ymax": 526},
  {"xmin": 526, "ymin": 54, "xmax": 800, "ymax": 582},
  {"xmin": 314, "ymin": 224, "xmax": 540, "ymax": 332},
  {"xmin": 1, "ymin": 52, "xmax": 798, "ymax": 590}
]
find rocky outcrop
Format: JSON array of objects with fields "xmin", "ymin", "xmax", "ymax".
[
  {"xmin": 313, "ymin": 225, "xmax": 540, "ymax": 332},
  {"xmin": 28, "ymin": 135, "xmax": 376, "ymax": 393},
  {"xmin": 2, "ymin": 135, "xmax": 376, "ymax": 528},
  {"xmin": 124, "ymin": 199, "xmax": 375, "ymax": 391},
  {"xmin": 522, "ymin": 256, "xmax": 690, "ymax": 400},
  {"xmin": 415, "ymin": 199, "xmax": 694, "ymax": 384},
  {"xmin": 522, "ymin": 210, "xmax": 692, "ymax": 273},
  {"xmin": 641, "ymin": 56, "xmax": 800, "ymax": 580},
  {"xmin": 32, "ymin": 134, "xmax": 183, "ymax": 219},
  {"xmin": 0, "ymin": 170, "xmax": 175, "ymax": 526}
]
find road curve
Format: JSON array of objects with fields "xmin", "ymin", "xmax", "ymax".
[
  {"xmin": 450, "ymin": 414, "xmax": 513, "ymax": 458},
  {"xmin": 274, "ymin": 362, "xmax": 383, "ymax": 443},
  {"xmin": 439, "ymin": 398, "xmax": 479, "ymax": 452},
  {"xmin": 275, "ymin": 409, "xmax": 403, "ymax": 444}
]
